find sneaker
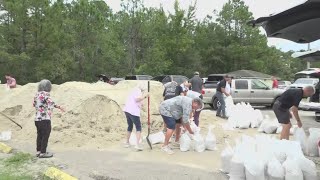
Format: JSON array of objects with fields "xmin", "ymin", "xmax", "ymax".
[
  {"xmin": 39, "ymin": 152, "xmax": 53, "ymax": 158},
  {"xmin": 220, "ymin": 116, "xmax": 228, "ymax": 119},
  {"xmin": 161, "ymin": 146, "xmax": 174, "ymax": 155},
  {"xmin": 123, "ymin": 142, "xmax": 130, "ymax": 148},
  {"xmin": 134, "ymin": 144, "xmax": 143, "ymax": 151},
  {"xmin": 36, "ymin": 151, "xmax": 41, "ymax": 157},
  {"xmin": 169, "ymin": 142, "xmax": 180, "ymax": 149}
]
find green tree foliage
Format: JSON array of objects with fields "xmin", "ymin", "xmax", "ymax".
[{"xmin": 0, "ymin": 0, "xmax": 305, "ymax": 84}]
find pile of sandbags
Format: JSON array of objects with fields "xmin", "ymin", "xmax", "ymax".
[
  {"xmin": 220, "ymin": 135, "xmax": 318, "ymax": 180},
  {"xmin": 224, "ymin": 102, "xmax": 263, "ymax": 130},
  {"xmin": 293, "ymin": 128, "xmax": 320, "ymax": 157},
  {"xmin": 180, "ymin": 124, "xmax": 217, "ymax": 152}
]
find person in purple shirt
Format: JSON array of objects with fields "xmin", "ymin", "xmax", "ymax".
[{"xmin": 123, "ymin": 83, "xmax": 149, "ymax": 151}]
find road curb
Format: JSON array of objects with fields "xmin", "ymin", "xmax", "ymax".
[
  {"xmin": 0, "ymin": 142, "xmax": 12, "ymax": 153},
  {"xmin": 44, "ymin": 167, "xmax": 78, "ymax": 180}
]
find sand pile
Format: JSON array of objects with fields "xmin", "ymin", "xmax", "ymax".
[{"xmin": 0, "ymin": 80, "xmax": 165, "ymax": 148}]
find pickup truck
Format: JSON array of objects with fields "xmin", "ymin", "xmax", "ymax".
[{"xmin": 202, "ymin": 78, "xmax": 285, "ymax": 110}]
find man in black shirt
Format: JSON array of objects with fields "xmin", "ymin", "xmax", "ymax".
[
  {"xmin": 216, "ymin": 75, "xmax": 232, "ymax": 118},
  {"xmin": 273, "ymin": 86, "xmax": 315, "ymax": 140}
]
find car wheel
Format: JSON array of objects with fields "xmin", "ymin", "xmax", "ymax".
[{"xmin": 213, "ymin": 98, "xmax": 221, "ymax": 110}]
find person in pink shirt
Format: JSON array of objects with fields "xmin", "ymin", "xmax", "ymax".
[
  {"xmin": 5, "ymin": 74, "xmax": 16, "ymax": 89},
  {"xmin": 123, "ymin": 83, "xmax": 149, "ymax": 151}
]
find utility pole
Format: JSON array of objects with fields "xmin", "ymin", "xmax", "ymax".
[{"xmin": 307, "ymin": 43, "xmax": 311, "ymax": 69}]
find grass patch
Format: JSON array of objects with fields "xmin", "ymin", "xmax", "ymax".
[
  {"xmin": 0, "ymin": 172, "xmax": 33, "ymax": 180},
  {"xmin": 4, "ymin": 152, "xmax": 33, "ymax": 166}
]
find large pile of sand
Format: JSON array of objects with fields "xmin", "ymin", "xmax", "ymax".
[{"xmin": 0, "ymin": 81, "xmax": 164, "ymax": 148}]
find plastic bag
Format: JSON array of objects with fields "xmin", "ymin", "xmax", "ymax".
[
  {"xmin": 129, "ymin": 133, "xmax": 142, "ymax": 146},
  {"xmin": 293, "ymin": 128, "xmax": 307, "ymax": 153},
  {"xmin": 254, "ymin": 109, "xmax": 264, "ymax": 126},
  {"xmin": 297, "ymin": 157, "xmax": 317, "ymax": 180},
  {"xmin": 220, "ymin": 142, "xmax": 234, "ymax": 173},
  {"xmin": 190, "ymin": 121, "xmax": 199, "ymax": 133},
  {"xmin": 225, "ymin": 96, "xmax": 234, "ymax": 117},
  {"xmin": 282, "ymin": 158, "xmax": 303, "ymax": 180},
  {"xmin": 244, "ymin": 158, "xmax": 265, "ymax": 180},
  {"xmin": 205, "ymin": 125, "xmax": 217, "ymax": 151},
  {"xmin": 0, "ymin": 131, "xmax": 12, "ymax": 141},
  {"xmin": 148, "ymin": 131, "xmax": 165, "ymax": 145},
  {"xmin": 267, "ymin": 157, "xmax": 285, "ymax": 180},
  {"xmin": 262, "ymin": 121, "xmax": 278, "ymax": 134},
  {"xmin": 229, "ymin": 155, "xmax": 245, "ymax": 180},
  {"xmin": 307, "ymin": 128, "xmax": 320, "ymax": 157},
  {"xmin": 238, "ymin": 118, "xmax": 251, "ymax": 129},
  {"xmin": 180, "ymin": 132, "xmax": 191, "ymax": 152},
  {"xmin": 193, "ymin": 132, "xmax": 205, "ymax": 152}
]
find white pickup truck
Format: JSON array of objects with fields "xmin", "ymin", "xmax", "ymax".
[{"xmin": 202, "ymin": 78, "xmax": 285, "ymax": 109}]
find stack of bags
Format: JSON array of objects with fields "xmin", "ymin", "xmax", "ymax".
[
  {"xmin": 224, "ymin": 102, "xmax": 263, "ymax": 130},
  {"xmin": 180, "ymin": 123, "xmax": 217, "ymax": 152},
  {"xmin": 220, "ymin": 135, "xmax": 318, "ymax": 180}
]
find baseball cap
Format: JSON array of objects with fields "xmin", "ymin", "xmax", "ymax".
[{"xmin": 194, "ymin": 71, "xmax": 200, "ymax": 75}]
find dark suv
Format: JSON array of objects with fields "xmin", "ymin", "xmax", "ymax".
[{"xmin": 152, "ymin": 75, "xmax": 188, "ymax": 85}]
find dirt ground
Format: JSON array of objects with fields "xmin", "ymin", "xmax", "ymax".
[{"xmin": 1, "ymin": 107, "xmax": 320, "ymax": 180}]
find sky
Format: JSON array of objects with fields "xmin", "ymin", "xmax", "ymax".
[{"xmin": 105, "ymin": 0, "xmax": 320, "ymax": 52}]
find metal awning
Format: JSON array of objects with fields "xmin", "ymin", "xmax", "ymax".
[{"xmin": 292, "ymin": 50, "xmax": 320, "ymax": 62}]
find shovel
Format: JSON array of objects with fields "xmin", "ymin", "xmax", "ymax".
[
  {"xmin": 0, "ymin": 112, "xmax": 22, "ymax": 129},
  {"xmin": 146, "ymin": 81, "xmax": 152, "ymax": 149}
]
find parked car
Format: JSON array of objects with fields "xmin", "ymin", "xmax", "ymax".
[
  {"xmin": 202, "ymin": 78, "xmax": 285, "ymax": 110},
  {"xmin": 152, "ymin": 75, "xmax": 188, "ymax": 85},
  {"xmin": 125, "ymin": 75, "xmax": 153, "ymax": 80},
  {"xmin": 278, "ymin": 81, "xmax": 292, "ymax": 89},
  {"xmin": 289, "ymin": 78, "xmax": 319, "ymax": 89},
  {"xmin": 109, "ymin": 78, "xmax": 124, "ymax": 85}
]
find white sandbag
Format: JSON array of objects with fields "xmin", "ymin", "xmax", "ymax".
[
  {"xmin": 238, "ymin": 118, "xmax": 251, "ymax": 129},
  {"xmin": 220, "ymin": 143, "xmax": 234, "ymax": 173},
  {"xmin": 254, "ymin": 109, "xmax": 264, "ymax": 126},
  {"xmin": 129, "ymin": 133, "xmax": 142, "ymax": 146},
  {"xmin": 148, "ymin": 131, "xmax": 165, "ymax": 145},
  {"xmin": 244, "ymin": 159, "xmax": 265, "ymax": 180},
  {"xmin": 267, "ymin": 157, "xmax": 285, "ymax": 180},
  {"xmin": 257, "ymin": 121, "xmax": 267, "ymax": 132},
  {"xmin": 262, "ymin": 121, "xmax": 278, "ymax": 134},
  {"xmin": 205, "ymin": 125, "xmax": 217, "ymax": 151},
  {"xmin": 180, "ymin": 132, "xmax": 191, "ymax": 152},
  {"xmin": 190, "ymin": 121, "xmax": 199, "ymax": 133},
  {"xmin": 297, "ymin": 157, "xmax": 318, "ymax": 180},
  {"xmin": 274, "ymin": 151, "xmax": 287, "ymax": 165},
  {"xmin": 307, "ymin": 128, "xmax": 320, "ymax": 157},
  {"xmin": 250, "ymin": 118, "xmax": 259, "ymax": 128},
  {"xmin": 193, "ymin": 132, "xmax": 205, "ymax": 152},
  {"xmin": 225, "ymin": 96, "xmax": 234, "ymax": 117},
  {"xmin": 293, "ymin": 128, "xmax": 307, "ymax": 153},
  {"xmin": 0, "ymin": 131, "xmax": 11, "ymax": 141},
  {"xmin": 229, "ymin": 155, "xmax": 245, "ymax": 180},
  {"xmin": 282, "ymin": 158, "xmax": 303, "ymax": 180}
]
